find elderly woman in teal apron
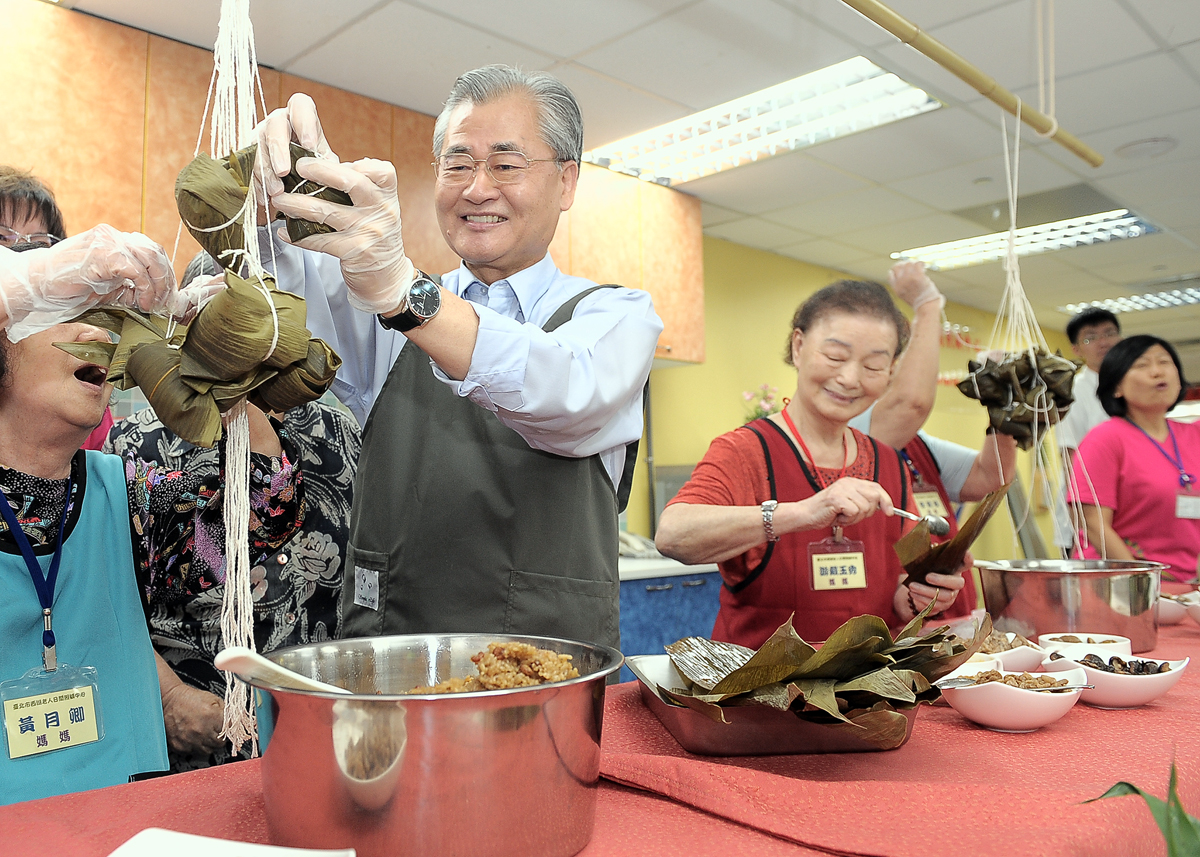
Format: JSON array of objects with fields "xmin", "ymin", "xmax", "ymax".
[{"xmin": 0, "ymin": 168, "xmax": 301, "ymax": 804}]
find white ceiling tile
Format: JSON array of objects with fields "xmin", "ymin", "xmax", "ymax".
[
  {"xmin": 287, "ymin": 3, "xmax": 553, "ymax": 116},
  {"xmin": 573, "ymin": 0, "xmax": 856, "ymax": 110},
  {"xmin": 888, "ymin": 148, "xmax": 1079, "ymax": 212},
  {"xmin": 1006, "ymin": 54, "xmax": 1200, "ymax": 138},
  {"xmin": 806, "ymin": 106, "xmax": 1001, "ymax": 184},
  {"xmin": 701, "ymin": 202, "xmax": 745, "ymax": 227},
  {"xmin": 1124, "ymin": 1, "xmax": 1200, "ymax": 47},
  {"xmin": 1050, "ymin": 232, "xmax": 1195, "ymax": 279},
  {"xmin": 1035, "ymin": 106, "xmax": 1200, "ymax": 183},
  {"xmin": 1141, "ymin": 197, "xmax": 1200, "ymax": 230},
  {"xmin": 408, "ymin": 0, "xmax": 695, "ymax": 59},
  {"xmin": 1085, "ymin": 248, "xmax": 1200, "ymax": 288},
  {"xmin": 775, "ymin": 238, "xmax": 874, "ymax": 269},
  {"xmin": 763, "ymin": 186, "xmax": 934, "ymax": 236},
  {"xmin": 551, "ymin": 64, "xmax": 690, "ymax": 150},
  {"xmin": 75, "ymin": 0, "xmax": 385, "ymax": 67},
  {"xmin": 703, "ymin": 217, "xmax": 813, "ymax": 251},
  {"xmin": 840, "ymin": 212, "xmax": 988, "ymax": 256},
  {"xmin": 1094, "ymin": 156, "xmax": 1200, "ymax": 213},
  {"xmin": 679, "ymin": 152, "xmax": 868, "ymax": 214},
  {"xmin": 1178, "ymin": 41, "xmax": 1200, "ymax": 79}
]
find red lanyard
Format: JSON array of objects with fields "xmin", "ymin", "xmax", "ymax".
[{"xmin": 781, "ymin": 406, "xmax": 847, "ymax": 489}]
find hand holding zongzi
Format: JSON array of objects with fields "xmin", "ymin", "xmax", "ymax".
[
  {"xmin": 272, "ymin": 156, "xmax": 415, "ymax": 316},
  {"xmin": 0, "ymin": 224, "xmax": 177, "ymax": 341},
  {"xmin": 254, "ymin": 92, "xmax": 338, "ymax": 198}
]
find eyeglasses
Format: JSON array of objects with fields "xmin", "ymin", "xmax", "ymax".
[
  {"xmin": 1080, "ymin": 330, "xmax": 1120, "ymax": 346},
  {"xmin": 432, "ymin": 151, "xmax": 565, "ymax": 186},
  {"xmin": 0, "ymin": 226, "xmax": 61, "ymax": 249}
]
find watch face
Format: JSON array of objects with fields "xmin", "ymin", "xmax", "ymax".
[{"xmin": 408, "ymin": 280, "xmax": 440, "ymax": 318}]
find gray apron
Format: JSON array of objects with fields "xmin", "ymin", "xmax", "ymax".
[{"xmin": 340, "ymin": 287, "xmax": 624, "ymax": 649}]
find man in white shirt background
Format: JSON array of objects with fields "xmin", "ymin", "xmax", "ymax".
[
  {"xmin": 256, "ymin": 64, "xmax": 663, "ymax": 649},
  {"xmin": 1054, "ymin": 308, "xmax": 1122, "ymax": 552}
]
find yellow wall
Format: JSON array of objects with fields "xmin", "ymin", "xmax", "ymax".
[{"xmin": 626, "ymin": 236, "xmax": 1075, "ymax": 582}]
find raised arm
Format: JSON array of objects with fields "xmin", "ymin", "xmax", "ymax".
[{"xmin": 867, "ymin": 261, "xmax": 944, "ymax": 449}]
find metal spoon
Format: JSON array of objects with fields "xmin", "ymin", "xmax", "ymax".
[
  {"xmin": 894, "ymin": 507, "xmax": 951, "ymax": 536},
  {"xmin": 215, "ymin": 646, "xmax": 352, "ymax": 694},
  {"xmin": 935, "ymin": 677, "xmax": 1094, "ymax": 691}
]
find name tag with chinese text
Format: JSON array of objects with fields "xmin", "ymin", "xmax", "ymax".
[
  {"xmin": 808, "ymin": 537, "xmax": 867, "ymax": 591},
  {"xmin": 2, "ymin": 665, "xmax": 102, "ymax": 760}
]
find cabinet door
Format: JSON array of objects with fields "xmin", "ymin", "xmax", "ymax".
[
  {"xmin": 618, "ymin": 576, "xmax": 681, "ymax": 683},
  {"xmin": 674, "ymin": 573, "xmax": 720, "ymax": 641}
]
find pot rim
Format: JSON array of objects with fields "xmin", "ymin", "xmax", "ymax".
[
  {"xmin": 974, "ymin": 559, "xmax": 1167, "ymax": 575},
  {"xmin": 250, "ymin": 632, "xmax": 624, "ymax": 700}
]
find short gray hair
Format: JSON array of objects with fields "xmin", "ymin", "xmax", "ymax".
[{"xmin": 432, "ymin": 65, "xmax": 583, "ymax": 165}]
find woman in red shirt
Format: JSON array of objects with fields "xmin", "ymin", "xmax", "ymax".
[{"xmin": 656, "ymin": 280, "xmax": 966, "ymax": 648}]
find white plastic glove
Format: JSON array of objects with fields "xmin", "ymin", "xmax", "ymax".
[
  {"xmin": 254, "ymin": 92, "xmax": 338, "ymax": 199},
  {"xmin": 0, "ymin": 224, "xmax": 178, "ymax": 341},
  {"xmin": 888, "ymin": 260, "xmax": 944, "ymax": 311},
  {"xmin": 270, "ymin": 157, "xmax": 415, "ymax": 315},
  {"xmin": 168, "ymin": 272, "xmax": 227, "ymax": 324}
]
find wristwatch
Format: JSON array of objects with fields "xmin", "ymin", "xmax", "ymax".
[
  {"xmin": 378, "ymin": 274, "xmax": 441, "ymax": 332},
  {"xmin": 761, "ymin": 499, "xmax": 780, "ymax": 543}
]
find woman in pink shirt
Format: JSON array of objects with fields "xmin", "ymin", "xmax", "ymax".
[{"xmin": 1069, "ymin": 335, "xmax": 1200, "ymax": 583}]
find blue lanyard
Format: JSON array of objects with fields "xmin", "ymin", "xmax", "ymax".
[
  {"xmin": 0, "ymin": 479, "xmax": 72, "ymax": 671},
  {"xmin": 1125, "ymin": 419, "xmax": 1196, "ymax": 489}
]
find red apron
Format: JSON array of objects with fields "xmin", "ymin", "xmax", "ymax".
[
  {"xmin": 712, "ymin": 421, "xmax": 910, "ymax": 648},
  {"xmin": 902, "ymin": 436, "xmax": 978, "ymax": 620}
]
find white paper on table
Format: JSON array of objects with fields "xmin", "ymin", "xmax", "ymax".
[{"xmin": 108, "ymin": 828, "xmax": 355, "ymax": 856}]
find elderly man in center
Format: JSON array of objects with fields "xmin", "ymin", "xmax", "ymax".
[{"xmin": 255, "ymin": 64, "xmax": 662, "ymax": 650}]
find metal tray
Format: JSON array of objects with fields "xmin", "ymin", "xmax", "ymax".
[{"xmin": 626, "ymin": 654, "xmax": 917, "ymax": 756}]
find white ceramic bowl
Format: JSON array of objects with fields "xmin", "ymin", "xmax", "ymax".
[
  {"xmin": 1038, "ymin": 632, "xmax": 1132, "ymax": 657},
  {"xmin": 982, "ymin": 634, "xmax": 1048, "ymax": 672},
  {"xmin": 941, "ymin": 655, "xmax": 1001, "ymax": 682},
  {"xmin": 1042, "ymin": 648, "xmax": 1189, "ymax": 709},
  {"xmin": 940, "ymin": 667, "xmax": 1086, "ymax": 732},
  {"xmin": 1158, "ymin": 597, "xmax": 1188, "ymax": 625},
  {"xmin": 1183, "ymin": 598, "xmax": 1200, "ymax": 627}
]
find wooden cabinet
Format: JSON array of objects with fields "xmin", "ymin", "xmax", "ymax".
[{"xmin": 559, "ymin": 165, "xmax": 705, "ymax": 364}]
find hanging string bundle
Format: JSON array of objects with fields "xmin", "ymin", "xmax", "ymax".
[{"xmin": 54, "ymin": 0, "xmax": 341, "ymax": 755}]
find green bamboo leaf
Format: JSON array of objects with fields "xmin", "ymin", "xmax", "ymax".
[
  {"xmin": 821, "ymin": 707, "xmax": 911, "ymax": 749},
  {"xmin": 708, "ymin": 616, "xmax": 816, "ymax": 694},
  {"xmin": 658, "ymin": 685, "xmax": 730, "ymax": 724},
  {"xmin": 53, "ymin": 341, "xmax": 116, "ymax": 367},
  {"xmin": 792, "ymin": 678, "xmax": 850, "ymax": 723},
  {"xmin": 835, "ymin": 667, "xmax": 917, "ymax": 703}
]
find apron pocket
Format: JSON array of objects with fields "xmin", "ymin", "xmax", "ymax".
[{"xmin": 503, "ymin": 569, "xmax": 618, "ymax": 647}]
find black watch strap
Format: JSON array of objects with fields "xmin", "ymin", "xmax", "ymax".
[{"xmin": 379, "ymin": 274, "xmax": 439, "ymax": 332}]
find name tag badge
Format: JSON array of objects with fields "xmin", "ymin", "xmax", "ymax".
[
  {"xmin": 1, "ymin": 663, "xmax": 103, "ymax": 760},
  {"xmin": 808, "ymin": 537, "xmax": 867, "ymax": 591},
  {"xmin": 353, "ymin": 566, "xmax": 380, "ymax": 611},
  {"xmin": 1177, "ymin": 493, "xmax": 1200, "ymax": 520},
  {"xmin": 914, "ymin": 486, "xmax": 950, "ymax": 521}
]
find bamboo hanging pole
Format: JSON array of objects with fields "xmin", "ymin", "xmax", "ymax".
[{"xmin": 840, "ymin": 0, "xmax": 1104, "ymax": 167}]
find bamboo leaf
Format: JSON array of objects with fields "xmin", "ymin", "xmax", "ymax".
[
  {"xmin": 53, "ymin": 341, "xmax": 116, "ymax": 366},
  {"xmin": 792, "ymin": 678, "xmax": 850, "ymax": 723}
]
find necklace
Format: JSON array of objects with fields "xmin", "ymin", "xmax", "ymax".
[{"xmin": 781, "ymin": 406, "xmax": 848, "ymax": 489}]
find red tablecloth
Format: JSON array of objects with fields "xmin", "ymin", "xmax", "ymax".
[{"xmin": 4, "ymin": 624, "xmax": 1199, "ymax": 857}]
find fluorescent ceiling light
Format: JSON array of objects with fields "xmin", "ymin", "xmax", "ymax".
[
  {"xmin": 1061, "ymin": 284, "xmax": 1200, "ymax": 316},
  {"xmin": 583, "ymin": 57, "xmax": 939, "ymax": 186},
  {"xmin": 891, "ymin": 209, "xmax": 1158, "ymax": 271}
]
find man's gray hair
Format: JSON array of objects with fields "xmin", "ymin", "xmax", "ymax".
[{"xmin": 432, "ymin": 65, "xmax": 584, "ymax": 164}]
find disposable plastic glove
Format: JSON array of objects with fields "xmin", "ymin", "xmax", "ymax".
[
  {"xmin": 0, "ymin": 224, "xmax": 178, "ymax": 341},
  {"xmin": 888, "ymin": 260, "xmax": 944, "ymax": 311},
  {"xmin": 167, "ymin": 272, "xmax": 227, "ymax": 324},
  {"xmin": 270, "ymin": 157, "xmax": 415, "ymax": 315},
  {"xmin": 254, "ymin": 92, "xmax": 338, "ymax": 199}
]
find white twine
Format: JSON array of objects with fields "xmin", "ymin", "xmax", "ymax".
[
  {"xmin": 203, "ymin": 0, "xmax": 273, "ymax": 755},
  {"xmin": 218, "ymin": 400, "xmax": 257, "ymax": 756}
]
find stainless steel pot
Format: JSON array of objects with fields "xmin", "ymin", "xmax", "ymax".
[
  {"xmin": 976, "ymin": 559, "xmax": 1164, "ymax": 653},
  {"xmin": 249, "ymin": 633, "xmax": 623, "ymax": 857}
]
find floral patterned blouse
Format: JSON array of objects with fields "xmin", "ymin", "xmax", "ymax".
[{"xmin": 105, "ymin": 401, "xmax": 359, "ymax": 769}]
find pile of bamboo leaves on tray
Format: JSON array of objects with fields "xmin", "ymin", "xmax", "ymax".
[
  {"xmin": 956, "ymin": 348, "xmax": 1079, "ymax": 450},
  {"xmin": 659, "ymin": 607, "xmax": 991, "ymax": 748}
]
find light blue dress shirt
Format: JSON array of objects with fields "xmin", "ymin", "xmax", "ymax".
[{"xmin": 262, "ymin": 232, "xmax": 663, "ymax": 486}]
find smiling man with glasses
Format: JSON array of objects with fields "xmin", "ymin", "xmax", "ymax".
[{"xmin": 256, "ymin": 65, "xmax": 662, "ymax": 652}]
